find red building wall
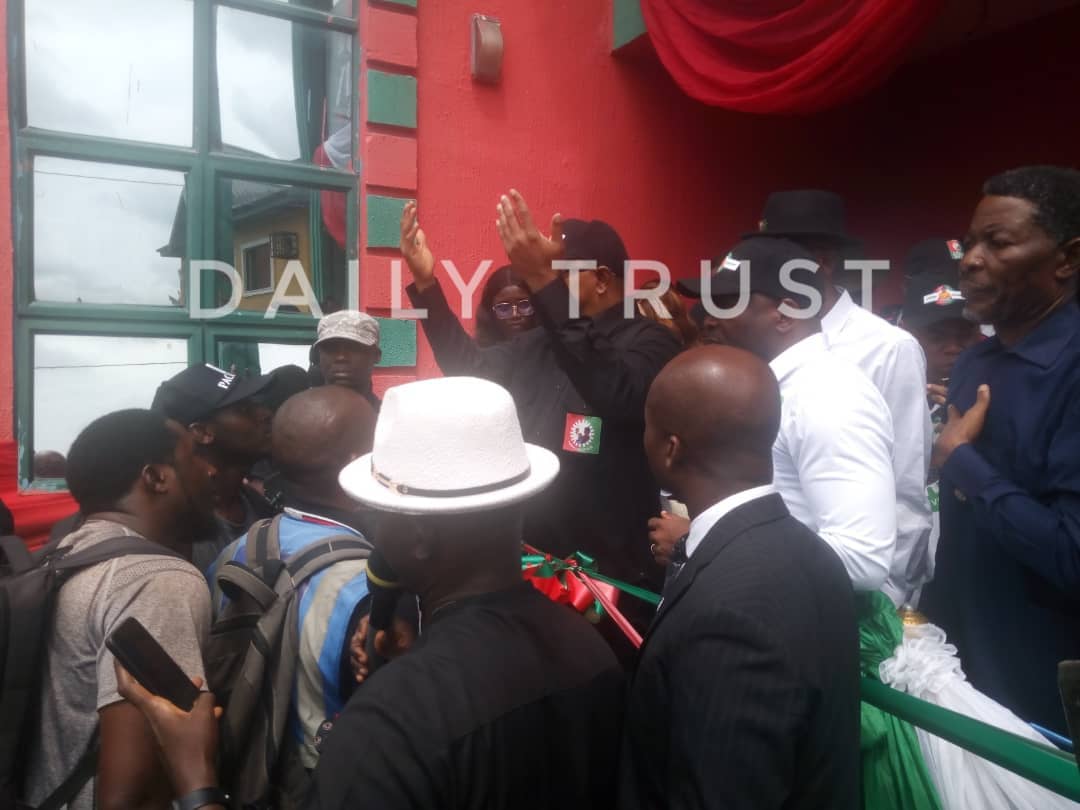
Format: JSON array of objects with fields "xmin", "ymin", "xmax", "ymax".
[{"xmin": 411, "ymin": 2, "xmax": 1080, "ymax": 378}]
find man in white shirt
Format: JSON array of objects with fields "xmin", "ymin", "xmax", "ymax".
[
  {"xmin": 746, "ymin": 190, "xmax": 932, "ymax": 606},
  {"xmin": 698, "ymin": 236, "xmax": 898, "ymax": 592}
]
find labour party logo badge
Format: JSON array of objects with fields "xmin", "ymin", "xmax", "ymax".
[
  {"xmin": 923, "ymin": 285, "xmax": 964, "ymax": 306},
  {"xmin": 563, "ymin": 413, "xmax": 602, "ymax": 455}
]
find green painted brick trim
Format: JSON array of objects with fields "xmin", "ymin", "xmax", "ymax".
[
  {"xmin": 374, "ymin": 0, "xmax": 417, "ymax": 7},
  {"xmin": 376, "ymin": 317, "xmax": 417, "ymax": 367},
  {"xmin": 613, "ymin": 0, "xmax": 646, "ymax": 50},
  {"xmin": 367, "ymin": 194, "xmax": 409, "ymax": 248},
  {"xmin": 368, "ymin": 70, "xmax": 417, "ymax": 128}
]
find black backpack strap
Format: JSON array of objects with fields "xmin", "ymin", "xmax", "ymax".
[
  {"xmin": 248, "ymin": 517, "xmax": 285, "ymax": 567},
  {"xmin": 216, "ymin": 560, "xmax": 279, "ymax": 612},
  {"xmin": 283, "ymin": 534, "xmax": 373, "ymax": 587},
  {"xmin": 50, "ymin": 536, "xmax": 184, "ymax": 573},
  {"xmin": 35, "ymin": 726, "xmax": 99, "ymax": 810},
  {"xmin": 263, "ymin": 514, "xmax": 283, "ymax": 563}
]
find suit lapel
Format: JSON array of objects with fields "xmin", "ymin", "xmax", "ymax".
[{"xmin": 645, "ymin": 494, "xmax": 790, "ymax": 642}]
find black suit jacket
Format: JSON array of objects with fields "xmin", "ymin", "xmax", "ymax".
[{"xmin": 619, "ymin": 493, "xmax": 860, "ymax": 810}]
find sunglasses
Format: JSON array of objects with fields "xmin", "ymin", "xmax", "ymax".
[{"xmin": 492, "ymin": 299, "xmax": 535, "ymax": 319}]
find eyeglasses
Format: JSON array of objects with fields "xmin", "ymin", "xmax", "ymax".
[{"xmin": 492, "ymin": 299, "xmax": 535, "ymax": 319}]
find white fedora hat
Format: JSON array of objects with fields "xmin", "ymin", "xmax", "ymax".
[{"xmin": 339, "ymin": 376, "xmax": 560, "ymax": 514}]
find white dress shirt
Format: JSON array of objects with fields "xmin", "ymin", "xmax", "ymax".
[
  {"xmin": 821, "ymin": 289, "xmax": 932, "ymax": 605},
  {"xmin": 770, "ymin": 333, "xmax": 897, "ymax": 592},
  {"xmin": 684, "ymin": 484, "xmax": 777, "ymax": 559}
]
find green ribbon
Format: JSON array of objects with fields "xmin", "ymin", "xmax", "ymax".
[
  {"xmin": 522, "ymin": 551, "xmax": 1080, "ymax": 802},
  {"xmin": 861, "ymin": 678, "xmax": 1080, "ymax": 801},
  {"xmin": 584, "ymin": 570, "xmax": 662, "ymax": 607}
]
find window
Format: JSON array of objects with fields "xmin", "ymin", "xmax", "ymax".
[
  {"xmin": 242, "ymin": 240, "xmax": 274, "ymax": 295},
  {"xmin": 11, "ymin": 0, "xmax": 360, "ymax": 486}
]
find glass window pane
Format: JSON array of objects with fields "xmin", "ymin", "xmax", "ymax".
[
  {"xmin": 242, "ymin": 241, "xmax": 274, "ymax": 293},
  {"xmin": 33, "ymin": 334, "xmax": 189, "ymax": 463},
  {"xmin": 33, "ymin": 157, "xmax": 187, "ymax": 307},
  {"xmin": 217, "ymin": 340, "xmax": 312, "ymax": 378},
  {"xmin": 216, "ymin": 7, "xmax": 353, "ymax": 164},
  {"xmin": 25, "ymin": 0, "xmax": 194, "ymax": 146},
  {"xmin": 217, "ymin": 178, "xmax": 348, "ymax": 315},
  {"xmin": 264, "ymin": 0, "xmax": 354, "ymax": 16}
]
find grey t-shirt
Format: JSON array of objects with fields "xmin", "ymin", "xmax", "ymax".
[{"xmin": 25, "ymin": 520, "xmax": 211, "ymax": 810}]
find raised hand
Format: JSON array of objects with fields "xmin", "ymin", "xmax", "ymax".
[
  {"xmin": 495, "ymin": 189, "xmax": 564, "ymax": 289},
  {"xmin": 400, "ymin": 201, "xmax": 437, "ymax": 291}
]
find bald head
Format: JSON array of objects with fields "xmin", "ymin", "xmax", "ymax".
[
  {"xmin": 272, "ymin": 386, "xmax": 376, "ymax": 490},
  {"xmin": 645, "ymin": 346, "xmax": 779, "ymax": 498}
]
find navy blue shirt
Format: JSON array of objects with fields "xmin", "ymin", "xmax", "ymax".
[{"xmin": 922, "ymin": 302, "xmax": 1080, "ymax": 733}]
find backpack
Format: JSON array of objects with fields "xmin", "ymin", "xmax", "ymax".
[
  {"xmin": 204, "ymin": 515, "xmax": 373, "ymax": 810},
  {"xmin": 0, "ymin": 532, "xmax": 184, "ymax": 810}
]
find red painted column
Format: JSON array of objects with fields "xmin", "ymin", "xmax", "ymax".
[{"xmin": 362, "ymin": 0, "xmax": 421, "ymax": 397}]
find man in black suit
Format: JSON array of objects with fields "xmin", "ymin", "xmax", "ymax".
[{"xmin": 620, "ymin": 345, "xmax": 860, "ymax": 809}]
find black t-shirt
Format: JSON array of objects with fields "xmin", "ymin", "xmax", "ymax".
[{"xmin": 312, "ymin": 583, "xmax": 624, "ymax": 810}]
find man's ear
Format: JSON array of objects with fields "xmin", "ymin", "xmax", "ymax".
[
  {"xmin": 1057, "ymin": 236, "xmax": 1080, "ymax": 284},
  {"xmin": 409, "ymin": 518, "xmax": 436, "ymax": 564},
  {"xmin": 188, "ymin": 422, "xmax": 215, "ymax": 445},
  {"xmin": 595, "ymin": 265, "xmax": 615, "ymax": 295},
  {"xmin": 812, "ymin": 247, "xmax": 838, "ymax": 280},
  {"xmin": 774, "ymin": 300, "xmax": 798, "ymax": 335},
  {"xmin": 141, "ymin": 462, "xmax": 171, "ymax": 495},
  {"xmin": 374, "ymin": 347, "xmax": 383, "ymax": 364},
  {"xmin": 665, "ymin": 433, "xmax": 683, "ymax": 473}
]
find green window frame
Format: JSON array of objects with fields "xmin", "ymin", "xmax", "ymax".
[{"xmin": 8, "ymin": 0, "xmax": 361, "ymax": 487}]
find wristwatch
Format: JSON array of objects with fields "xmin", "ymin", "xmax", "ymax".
[{"xmin": 172, "ymin": 786, "xmax": 230, "ymax": 810}]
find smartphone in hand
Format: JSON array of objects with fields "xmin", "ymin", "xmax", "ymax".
[{"xmin": 106, "ymin": 616, "xmax": 201, "ymax": 711}]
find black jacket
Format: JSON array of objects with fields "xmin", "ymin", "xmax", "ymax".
[
  {"xmin": 408, "ymin": 279, "xmax": 681, "ymax": 587},
  {"xmin": 619, "ymin": 493, "xmax": 861, "ymax": 810},
  {"xmin": 314, "ymin": 584, "xmax": 623, "ymax": 809}
]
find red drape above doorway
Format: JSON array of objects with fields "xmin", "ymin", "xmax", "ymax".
[{"xmin": 640, "ymin": 0, "xmax": 944, "ymax": 115}]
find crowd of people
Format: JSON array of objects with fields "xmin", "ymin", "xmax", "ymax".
[{"xmin": 8, "ymin": 163, "xmax": 1080, "ymax": 809}]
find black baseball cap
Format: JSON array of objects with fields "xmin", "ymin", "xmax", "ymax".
[
  {"xmin": 902, "ymin": 239, "xmax": 967, "ymax": 329},
  {"xmin": 560, "ymin": 218, "xmax": 629, "ymax": 277},
  {"xmin": 903, "ymin": 237, "xmax": 965, "ymax": 278},
  {"xmin": 676, "ymin": 237, "xmax": 824, "ymax": 309},
  {"xmin": 151, "ymin": 364, "xmax": 273, "ymax": 425},
  {"xmin": 743, "ymin": 189, "xmax": 862, "ymax": 248}
]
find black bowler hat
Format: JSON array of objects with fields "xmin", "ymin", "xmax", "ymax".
[
  {"xmin": 151, "ymin": 363, "xmax": 273, "ymax": 425},
  {"xmin": 744, "ymin": 189, "xmax": 861, "ymax": 248},
  {"xmin": 901, "ymin": 238, "xmax": 967, "ymax": 330},
  {"xmin": 560, "ymin": 218, "xmax": 629, "ymax": 277},
  {"xmin": 677, "ymin": 237, "xmax": 824, "ymax": 309}
]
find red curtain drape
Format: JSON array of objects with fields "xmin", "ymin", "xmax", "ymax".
[
  {"xmin": 640, "ymin": 0, "xmax": 944, "ymax": 115},
  {"xmin": 0, "ymin": 441, "xmax": 75, "ymax": 549}
]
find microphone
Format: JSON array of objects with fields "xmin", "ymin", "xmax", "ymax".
[{"xmin": 365, "ymin": 550, "xmax": 402, "ymax": 677}]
